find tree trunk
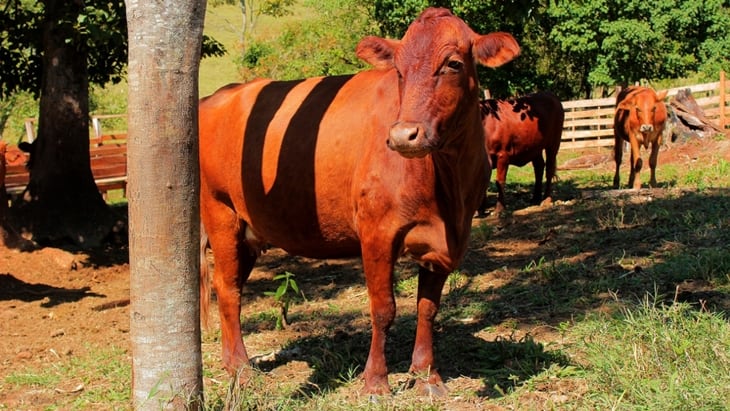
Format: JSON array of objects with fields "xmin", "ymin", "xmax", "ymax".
[
  {"xmin": 126, "ymin": 0, "xmax": 205, "ymax": 409},
  {"xmin": 667, "ymin": 89, "xmax": 726, "ymax": 142},
  {"xmin": 8, "ymin": 0, "xmax": 118, "ymax": 247}
]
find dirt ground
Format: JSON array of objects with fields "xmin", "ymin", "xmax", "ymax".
[{"xmin": 1, "ymin": 136, "xmax": 728, "ymax": 409}]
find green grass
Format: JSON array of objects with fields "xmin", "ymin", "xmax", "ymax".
[
  {"xmin": 1, "ymin": 346, "xmax": 130, "ymax": 409},
  {"xmin": 571, "ymin": 299, "xmax": 730, "ymax": 410},
  {"xmin": 199, "ymin": 4, "xmax": 244, "ymax": 97}
]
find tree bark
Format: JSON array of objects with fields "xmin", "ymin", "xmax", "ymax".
[
  {"xmin": 126, "ymin": 0, "xmax": 205, "ymax": 409},
  {"xmin": 8, "ymin": 0, "xmax": 118, "ymax": 247}
]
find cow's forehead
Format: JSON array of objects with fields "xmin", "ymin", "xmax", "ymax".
[{"xmin": 396, "ymin": 14, "xmax": 473, "ymax": 70}]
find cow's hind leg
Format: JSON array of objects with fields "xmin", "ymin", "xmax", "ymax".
[
  {"xmin": 202, "ymin": 205, "xmax": 257, "ymax": 381},
  {"xmin": 494, "ymin": 154, "xmax": 510, "ymax": 213},
  {"xmin": 613, "ymin": 136, "xmax": 623, "ymax": 188},
  {"xmin": 648, "ymin": 142, "xmax": 660, "ymax": 187},
  {"xmin": 410, "ymin": 266, "xmax": 449, "ymax": 396},
  {"xmin": 531, "ymin": 155, "xmax": 545, "ymax": 205},
  {"xmin": 542, "ymin": 146, "xmax": 558, "ymax": 206}
]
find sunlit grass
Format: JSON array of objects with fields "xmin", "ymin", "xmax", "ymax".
[{"xmin": 570, "ymin": 299, "xmax": 730, "ymax": 410}]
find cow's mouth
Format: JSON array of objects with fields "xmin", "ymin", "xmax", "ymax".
[{"xmin": 388, "ymin": 143, "xmax": 432, "ymax": 158}]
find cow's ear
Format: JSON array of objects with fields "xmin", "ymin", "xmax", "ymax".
[
  {"xmin": 616, "ymin": 100, "xmax": 634, "ymax": 111},
  {"xmin": 655, "ymin": 89, "xmax": 668, "ymax": 101},
  {"xmin": 356, "ymin": 37, "xmax": 399, "ymax": 70},
  {"xmin": 473, "ymin": 32, "xmax": 520, "ymax": 68}
]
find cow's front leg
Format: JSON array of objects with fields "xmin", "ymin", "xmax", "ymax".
[
  {"xmin": 648, "ymin": 141, "xmax": 660, "ymax": 187},
  {"xmin": 410, "ymin": 266, "xmax": 448, "ymax": 396},
  {"xmin": 360, "ymin": 247, "xmax": 396, "ymax": 395},
  {"xmin": 628, "ymin": 136, "xmax": 643, "ymax": 189}
]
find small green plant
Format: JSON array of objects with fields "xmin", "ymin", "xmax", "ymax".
[{"xmin": 264, "ymin": 271, "xmax": 304, "ymax": 330}]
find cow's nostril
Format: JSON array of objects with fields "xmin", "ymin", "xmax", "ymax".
[
  {"xmin": 640, "ymin": 124, "xmax": 654, "ymax": 133},
  {"xmin": 407, "ymin": 127, "xmax": 419, "ymax": 141},
  {"xmin": 390, "ymin": 123, "xmax": 420, "ymax": 145}
]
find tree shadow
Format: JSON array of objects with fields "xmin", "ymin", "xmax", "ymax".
[
  {"xmin": 0, "ymin": 273, "xmax": 105, "ymax": 307},
  {"xmin": 232, "ymin": 185, "xmax": 730, "ymax": 399},
  {"xmin": 466, "ymin": 186, "xmax": 730, "ymax": 322}
]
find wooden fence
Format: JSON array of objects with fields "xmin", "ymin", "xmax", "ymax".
[{"xmin": 561, "ymin": 71, "xmax": 729, "ymax": 150}]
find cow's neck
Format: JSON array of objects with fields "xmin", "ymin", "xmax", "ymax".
[{"xmin": 431, "ymin": 115, "xmax": 486, "ymax": 243}]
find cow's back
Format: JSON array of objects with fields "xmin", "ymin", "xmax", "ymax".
[{"xmin": 199, "ymin": 71, "xmax": 399, "ymax": 258}]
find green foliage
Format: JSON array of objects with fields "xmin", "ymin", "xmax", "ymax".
[
  {"xmin": 264, "ymin": 271, "xmax": 304, "ymax": 329},
  {"xmin": 0, "ymin": 0, "xmax": 224, "ymax": 99},
  {"xmin": 0, "ymin": 0, "xmax": 43, "ymax": 99},
  {"xmin": 371, "ymin": 0, "xmax": 730, "ymax": 98},
  {"xmin": 237, "ymin": 0, "xmax": 378, "ymax": 80},
  {"xmin": 548, "ymin": 0, "xmax": 730, "ymax": 93},
  {"xmin": 0, "ymin": 91, "xmax": 37, "ymax": 142}
]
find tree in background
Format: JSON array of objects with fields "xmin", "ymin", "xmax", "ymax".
[
  {"xmin": 240, "ymin": 0, "xmax": 728, "ymax": 100},
  {"xmin": 209, "ymin": 0, "xmax": 295, "ymax": 47},
  {"xmin": 548, "ymin": 0, "xmax": 730, "ymax": 97},
  {"xmin": 239, "ymin": 0, "xmax": 378, "ymax": 80},
  {"xmin": 0, "ymin": 0, "xmax": 223, "ymax": 247}
]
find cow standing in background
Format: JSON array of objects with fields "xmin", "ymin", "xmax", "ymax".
[
  {"xmin": 613, "ymin": 86, "xmax": 668, "ymax": 189},
  {"xmin": 199, "ymin": 8, "xmax": 519, "ymax": 396},
  {"xmin": 479, "ymin": 91, "xmax": 564, "ymax": 214}
]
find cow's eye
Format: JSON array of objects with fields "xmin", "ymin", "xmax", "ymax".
[
  {"xmin": 448, "ymin": 60, "xmax": 463, "ymax": 70},
  {"xmin": 440, "ymin": 59, "xmax": 463, "ymax": 74}
]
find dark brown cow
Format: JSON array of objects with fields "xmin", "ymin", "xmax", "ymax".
[
  {"xmin": 479, "ymin": 92, "xmax": 564, "ymax": 214},
  {"xmin": 199, "ymin": 8, "xmax": 519, "ymax": 396},
  {"xmin": 613, "ymin": 86, "xmax": 668, "ymax": 189}
]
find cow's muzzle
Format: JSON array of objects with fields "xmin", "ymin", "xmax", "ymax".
[
  {"xmin": 387, "ymin": 121, "xmax": 432, "ymax": 158},
  {"xmin": 639, "ymin": 124, "xmax": 654, "ymax": 133}
]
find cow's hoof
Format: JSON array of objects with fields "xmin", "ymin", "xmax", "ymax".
[
  {"xmin": 234, "ymin": 366, "xmax": 254, "ymax": 386},
  {"xmin": 361, "ymin": 379, "xmax": 392, "ymax": 397},
  {"xmin": 415, "ymin": 379, "xmax": 448, "ymax": 397}
]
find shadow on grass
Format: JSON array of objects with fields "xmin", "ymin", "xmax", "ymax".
[
  {"xmin": 228, "ymin": 185, "xmax": 729, "ymax": 399},
  {"xmin": 244, "ymin": 309, "xmax": 570, "ymax": 399}
]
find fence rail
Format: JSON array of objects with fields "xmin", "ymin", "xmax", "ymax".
[
  {"xmin": 15, "ymin": 74, "xmax": 730, "ymax": 152},
  {"xmin": 561, "ymin": 71, "xmax": 729, "ymax": 150}
]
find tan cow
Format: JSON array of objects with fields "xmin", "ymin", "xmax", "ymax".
[{"xmin": 613, "ymin": 86, "xmax": 668, "ymax": 189}]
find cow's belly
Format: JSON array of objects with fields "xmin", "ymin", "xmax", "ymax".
[
  {"xmin": 508, "ymin": 146, "xmax": 543, "ymax": 167},
  {"xmin": 235, "ymin": 150, "xmax": 362, "ymax": 259}
]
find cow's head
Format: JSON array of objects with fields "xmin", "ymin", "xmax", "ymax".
[
  {"xmin": 618, "ymin": 88, "xmax": 668, "ymax": 135},
  {"xmin": 356, "ymin": 8, "xmax": 519, "ymax": 158}
]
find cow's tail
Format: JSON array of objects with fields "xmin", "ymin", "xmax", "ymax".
[{"xmin": 200, "ymin": 223, "xmax": 212, "ymax": 330}]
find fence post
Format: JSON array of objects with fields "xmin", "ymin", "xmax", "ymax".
[
  {"xmin": 720, "ymin": 71, "xmax": 726, "ymax": 130},
  {"xmin": 24, "ymin": 118, "xmax": 36, "ymax": 143}
]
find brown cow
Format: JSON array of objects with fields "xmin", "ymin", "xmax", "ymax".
[
  {"xmin": 612, "ymin": 86, "xmax": 668, "ymax": 189},
  {"xmin": 479, "ymin": 91, "xmax": 564, "ymax": 214},
  {"xmin": 199, "ymin": 8, "xmax": 519, "ymax": 396}
]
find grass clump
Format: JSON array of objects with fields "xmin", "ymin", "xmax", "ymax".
[{"xmin": 572, "ymin": 297, "xmax": 730, "ymax": 410}]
